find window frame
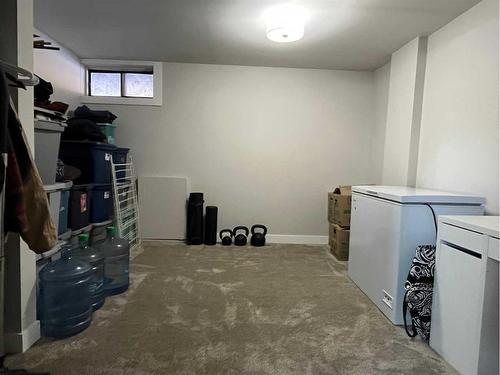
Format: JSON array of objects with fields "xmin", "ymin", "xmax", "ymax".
[
  {"xmin": 81, "ymin": 59, "xmax": 163, "ymax": 106},
  {"xmin": 88, "ymin": 69, "xmax": 154, "ymax": 99}
]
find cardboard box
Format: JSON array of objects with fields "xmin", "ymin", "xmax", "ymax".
[
  {"xmin": 328, "ymin": 186, "xmax": 352, "ymax": 227},
  {"xmin": 329, "ymin": 223, "xmax": 350, "ymax": 261}
]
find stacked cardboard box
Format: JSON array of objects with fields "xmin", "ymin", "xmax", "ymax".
[{"xmin": 328, "ymin": 186, "xmax": 351, "ymax": 261}]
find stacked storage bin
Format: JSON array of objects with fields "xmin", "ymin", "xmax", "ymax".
[
  {"xmin": 58, "ymin": 182, "xmax": 72, "ymax": 236},
  {"xmin": 68, "ymin": 184, "xmax": 92, "ymax": 230},
  {"xmin": 90, "ymin": 184, "xmax": 113, "ymax": 223},
  {"xmin": 96, "ymin": 123, "xmax": 116, "ymax": 144},
  {"xmin": 44, "ymin": 182, "xmax": 73, "ymax": 237},
  {"xmin": 34, "ymin": 119, "xmax": 66, "ymax": 185},
  {"xmin": 34, "ymin": 118, "xmax": 74, "ymax": 240},
  {"xmin": 59, "ymin": 141, "xmax": 115, "ymax": 229}
]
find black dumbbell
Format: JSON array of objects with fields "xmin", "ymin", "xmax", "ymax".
[
  {"xmin": 233, "ymin": 226, "xmax": 249, "ymax": 246},
  {"xmin": 220, "ymin": 229, "xmax": 233, "ymax": 246},
  {"xmin": 251, "ymin": 224, "xmax": 267, "ymax": 247}
]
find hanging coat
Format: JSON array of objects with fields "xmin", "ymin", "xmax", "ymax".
[{"xmin": 0, "ymin": 67, "xmax": 57, "ymax": 253}]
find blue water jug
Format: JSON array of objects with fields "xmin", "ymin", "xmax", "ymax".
[
  {"xmin": 98, "ymin": 226, "xmax": 130, "ymax": 296},
  {"xmin": 38, "ymin": 245, "xmax": 93, "ymax": 338},
  {"xmin": 73, "ymin": 233, "xmax": 106, "ymax": 311}
]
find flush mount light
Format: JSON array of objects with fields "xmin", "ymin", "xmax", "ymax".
[{"xmin": 265, "ymin": 4, "xmax": 307, "ymax": 43}]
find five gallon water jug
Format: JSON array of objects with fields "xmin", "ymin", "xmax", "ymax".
[
  {"xmin": 99, "ymin": 226, "xmax": 130, "ymax": 296},
  {"xmin": 38, "ymin": 244, "xmax": 93, "ymax": 338},
  {"xmin": 73, "ymin": 234, "xmax": 106, "ymax": 311}
]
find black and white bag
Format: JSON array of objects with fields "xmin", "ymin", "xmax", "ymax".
[{"xmin": 403, "ymin": 244, "xmax": 436, "ymax": 341}]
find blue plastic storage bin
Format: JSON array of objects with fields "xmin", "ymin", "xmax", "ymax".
[
  {"xmin": 59, "ymin": 141, "xmax": 116, "ymax": 184},
  {"xmin": 69, "ymin": 184, "xmax": 92, "ymax": 230},
  {"xmin": 113, "ymin": 147, "xmax": 129, "ymax": 181},
  {"xmin": 90, "ymin": 184, "xmax": 113, "ymax": 223},
  {"xmin": 38, "ymin": 245, "xmax": 93, "ymax": 338},
  {"xmin": 58, "ymin": 182, "xmax": 72, "ymax": 236}
]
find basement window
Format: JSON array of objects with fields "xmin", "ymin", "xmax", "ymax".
[
  {"xmin": 89, "ymin": 71, "xmax": 154, "ymax": 98},
  {"xmin": 82, "ymin": 60, "xmax": 162, "ymax": 106}
]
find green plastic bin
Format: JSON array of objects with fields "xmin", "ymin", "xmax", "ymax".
[{"xmin": 97, "ymin": 123, "xmax": 117, "ymax": 145}]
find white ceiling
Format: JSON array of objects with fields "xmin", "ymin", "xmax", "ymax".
[{"xmin": 34, "ymin": 0, "xmax": 481, "ymax": 71}]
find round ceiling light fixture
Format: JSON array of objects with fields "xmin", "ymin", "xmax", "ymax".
[{"xmin": 265, "ymin": 4, "xmax": 308, "ymax": 43}]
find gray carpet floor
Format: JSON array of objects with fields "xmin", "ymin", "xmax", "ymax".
[{"xmin": 6, "ymin": 242, "xmax": 456, "ymax": 375}]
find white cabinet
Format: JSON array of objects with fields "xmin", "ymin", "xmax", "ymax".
[
  {"xmin": 431, "ymin": 216, "xmax": 499, "ymax": 375},
  {"xmin": 431, "ymin": 242, "xmax": 483, "ymax": 374}
]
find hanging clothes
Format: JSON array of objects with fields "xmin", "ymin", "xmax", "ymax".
[
  {"xmin": 74, "ymin": 105, "xmax": 117, "ymax": 123},
  {"xmin": 0, "ymin": 67, "xmax": 56, "ymax": 253},
  {"xmin": 0, "ymin": 66, "xmax": 8, "ymax": 190}
]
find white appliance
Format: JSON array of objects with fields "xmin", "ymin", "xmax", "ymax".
[
  {"xmin": 348, "ymin": 186, "xmax": 484, "ymax": 325},
  {"xmin": 430, "ymin": 216, "xmax": 499, "ymax": 375}
]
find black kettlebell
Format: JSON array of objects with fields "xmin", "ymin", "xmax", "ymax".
[
  {"xmin": 233, "ymin": 226, "xmax": 249, "ymax": 246},
  {"xmin": 220, "ymin": 229, "xmax": 233, "ymax": 246},
  {"xmin": 251, "ymin": 224, "xmax": 267, "ymax": 247}
]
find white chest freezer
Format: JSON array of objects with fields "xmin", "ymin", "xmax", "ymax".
[{"xmin": 347, "ymin": 186, "xmax": 485, "ymax": 325}]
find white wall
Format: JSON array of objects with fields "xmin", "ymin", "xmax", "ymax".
[
  {"xmin": 370, "ymin": 62, "xmax": 391, "ymax": 182},
  {"xmin": 382, "ymin": 37, "xmax": 427, "ymax": 186},
  {"xmin": 33, "ymin": 29, "xmax": 84, "ymax": 110},
  {"xmin": 417, "ymin": 0, "xmax": 499, "ymax": 214},
  {"xmin": 34, "ymin": 0, "xmax": 498, "ymax": 235},
  {"xmin": 92, "ymin": 63, "xmax": 377, "ymax": 237}
]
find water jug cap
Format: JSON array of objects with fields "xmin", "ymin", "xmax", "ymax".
[
  {"xmin": 79, "ymin": 233, "xmax": 90, "ymax": 244},
  {"xmin": 60, "ymin": 244, "xmax": 73, "ymax": 259},
  {"xmin": 106, "ymin": 226, "xmax": 116, "ymax": 236}
]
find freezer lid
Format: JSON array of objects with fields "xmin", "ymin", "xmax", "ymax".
[{"xmin": 352, "ymin": 185, "xmax": 485, "ymax": 205}]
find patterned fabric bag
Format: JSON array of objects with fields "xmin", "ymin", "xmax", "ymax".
[{"xmin": 403, "ymin": 245, "xmax": 436, "ymax": 341}]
